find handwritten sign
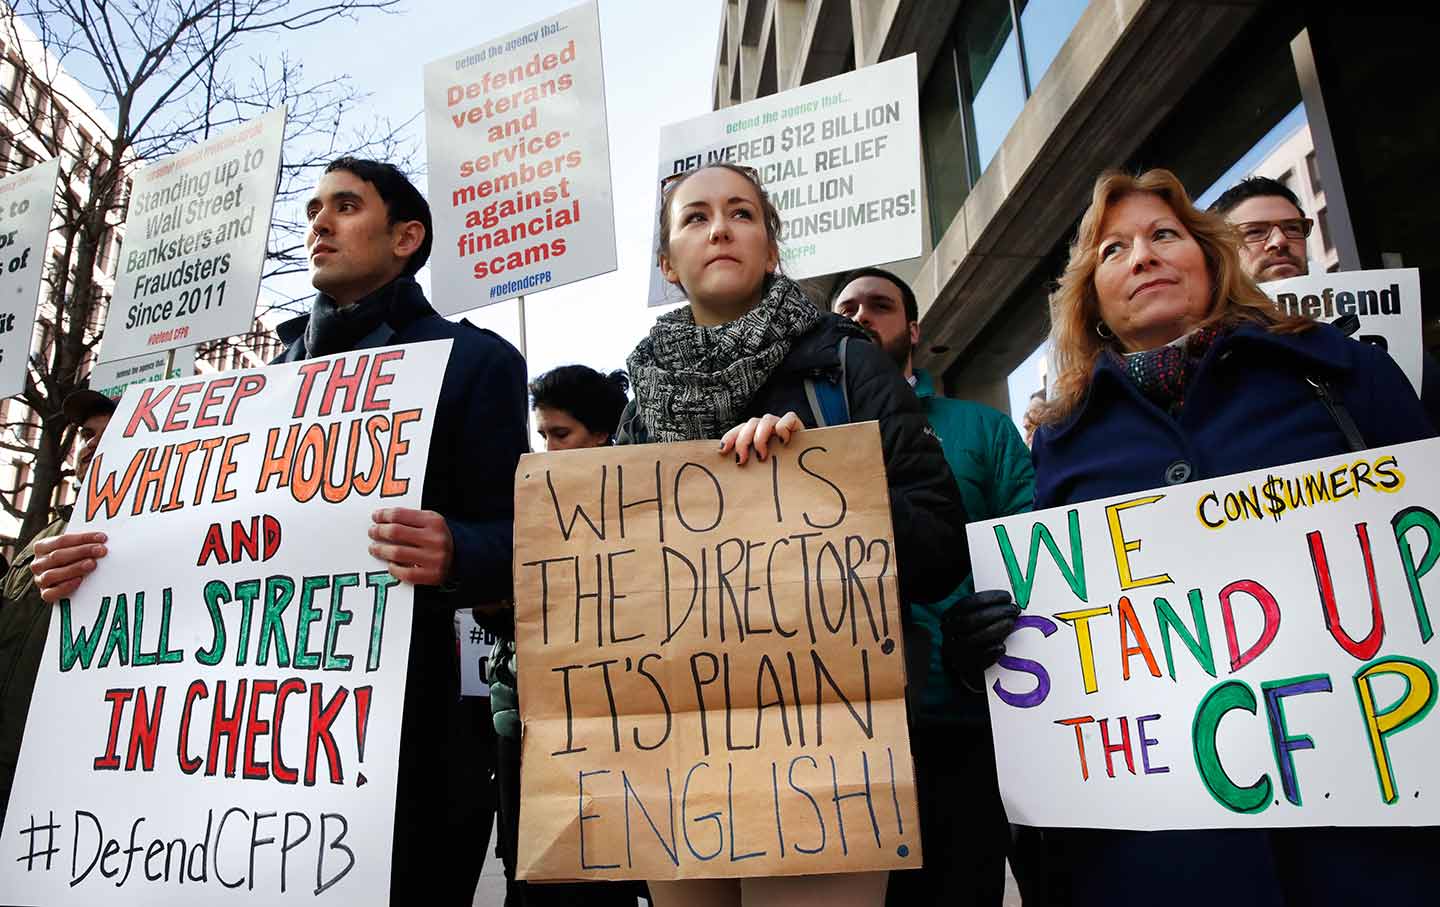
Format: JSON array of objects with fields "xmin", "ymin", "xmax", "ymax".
[
  {"xmin": 99, "ymin": 107, "xmax": 285, "ymax": 361},
  {"xmin": 424, "ymin": 1, "xmax": 616, "ymax": 313},
  {"xmin": 0, "ymin": 158, "xmax": 61, "ymax": 397},
  {"xmin": 0, "ymin": 340, "xmax": 449, "ymax": 904},
  {"xmin": 513, "ymin": 423, "xmax": 920, "ymax": 880},
  {"xmin": 648, "ymin": 55, "xmax": 921, "ymax": 305},
  {"xmin": 967, "ymin": 439, "xmax": 1440, "ymax": 829},
  {"xmin": 1262, "ymin": 268, "xmax": 1423, "ymax": 394}
]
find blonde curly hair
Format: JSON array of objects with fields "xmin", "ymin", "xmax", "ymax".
[{"xmin": 1033, "ymin": 168, "xmax": 1313, "ymax": 428}]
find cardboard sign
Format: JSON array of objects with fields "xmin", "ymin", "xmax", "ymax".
[
  {"xmin": 424, "ymin": 1, "xmax": 617, "ymax": 313},
  {"xmin": 648, "ymin": 56, "xmax": 922, "ymax": 306},
  {"xmin": 967, "ymin": 438, "xmax": 1440, "ymax": 829},
  {"xmin": 1261, "ymin": 268, "xmax": 1423, "ymax": 394},
  {"xmin": 99, "ymin": 107, "xmax": 285, "ymax": 361},
  {"xmin": 0, "ymin": 340, "xmax": 450, "ymax": 904},
  {"xmin": 0, "ymin": 158, "xmax": 61, "ymax": 397},
  {"xmin": 87, "ymin": 346, "xmax": 195, "ymax": 400},
  {"xmin": 513, "ymin": 423, "xmax": 920, "ymax": 880}
]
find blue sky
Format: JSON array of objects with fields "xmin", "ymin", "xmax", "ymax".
[{"xmin": 267, "ymin": 0, "xmax": 720, "ymax": 377}]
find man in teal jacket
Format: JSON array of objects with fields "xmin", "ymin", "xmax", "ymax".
[{"xmin": 833, "ymin": 267, "xmax": 1034, "ymax": 907}]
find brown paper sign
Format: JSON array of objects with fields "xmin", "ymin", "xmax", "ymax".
[{"xmin": 513, "ymin": 423, "xmax": 921, "ymax": 881}]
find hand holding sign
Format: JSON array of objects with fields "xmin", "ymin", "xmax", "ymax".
[
  {"xmin": 31, "ymin": 531, "xmax": 109, "ymax": 603},
  {"xmin": 368, "ymin": 507, "xmax": 455, "ymax": 585},
  {"xmin": 0, "ymin": 340, "xmax": 451, "ymax": 905},
  {"xmin": 720, "ymin": 410, "xmax": 803, "ymax": 464}
]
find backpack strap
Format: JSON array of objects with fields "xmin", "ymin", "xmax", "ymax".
[{"xmin": 804, "ymin": 336, "xmax": 851, "ymax": 427}]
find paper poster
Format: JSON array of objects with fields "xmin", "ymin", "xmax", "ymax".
[
  {"xmin": 0, "ymin": 158, "xmax": 61, "ymax": 397},
  {"xmin": 513, "ymin": 423, "xmax": 920, "ymax": 881},
  {"xmin": 455, "ymin": 609, "xmax": 496, "ymax": 697},
  {"xmin": 1261, "ymin": 268, "xmax": 1423, "ymax": 394},
  {"xmin": 967, "ymin": 438, "xmax": 1440, "ymax": 829},
  {"xmin": 648, "ymin": 55, "xmax": 922, "ymax": 305},
  {"xmin": 424, "ymin": 1, "xmax": 616, "ymax": 313},
  {"xmin": 0, "ymin": 340, "xmax": 450, "ymax": 904},
  {"xmin": 87, "ymin": 346, "xmax": 195, "ymax": 399},
  {"xmin": 99, "ymin": 107, "xmax": 285, "ymax": 362}
]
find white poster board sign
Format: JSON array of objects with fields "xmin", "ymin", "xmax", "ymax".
[
  {"xmin": 0, "ymin": 158, "xmax": 61, "ymax": 397},
  {"xmin": 453, "ymin": 610, "xmax": 495, "ymax": 697},
  {"xmin": 968, "ymin": 438, "xmax": 1440, "ymax": 829},
  {"xmin": 1261, "ymin": 268, "xmax": 1423, "ymax": 394},
  {"xmin": 99, "ymin": 107, "xmax": 285, "ymax": 362},
  {"xmin": 87, "ymin": 346, "xmax": 195, "ymax": 399},
  {"xmin": 648, "ymin": 55, "xmax": 922, "ymax": 306},
  {"xmin": 0, "ymin": 340, "xmax": 450, "ymax": 904},
  {"xmin": 424, "ymin": 1, "xmax": 616, "ymax": 314}
]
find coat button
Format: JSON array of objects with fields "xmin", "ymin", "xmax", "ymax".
[{"xmin": 1165, "ymin": 460, "xmax": 1193, "ymax": 484}]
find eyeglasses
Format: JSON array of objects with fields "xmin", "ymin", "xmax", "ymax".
[
  {"xmin": 1235, "ymin": 218, "xmax": 1314, "ymax": 246},
  {"xmin": 659, "ymin": 164, "xmax": 762, "ymax": 195}
]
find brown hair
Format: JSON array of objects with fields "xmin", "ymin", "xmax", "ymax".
[
  {"xmin": 656, "ymin": 163, "xmax": 783, "ymax": 270},
  {"xmin": 1034, "ymin": 168, "xmax": 1313, "ymax": 427}
]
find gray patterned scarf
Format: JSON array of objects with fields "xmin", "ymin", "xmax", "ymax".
[{"xmin": 627, "ymin": 275, "xmax": 821, "ymax": 442}]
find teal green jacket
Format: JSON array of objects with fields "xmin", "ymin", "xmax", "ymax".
[{"xmin": 907, "ymin": 369, "xmax": 1035, "ymax": 725}]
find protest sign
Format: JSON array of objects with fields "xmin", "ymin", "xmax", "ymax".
[
  {"xmin": 0, "ymin": 158, "xmax": 61, "ymax": 398},
  {"xmin": 87, "ymin": 346, "xmax": 195, "ymax": 399},
  {"xmin": 0, "ymin": 339, "xmax": 449, "ymax": 905},
  {"xmin": 455, "ymin": 609, "xmax": 496, "ymax": 697},
  {"xmin": 1261, "ymin": 268, "xmax": 1423, "ymax": 394},
  {"xmin": 648, "ymin": 55, "xmax": 921, "ymax": 306},
  {"xmin": 513, "ymin": 423, "xmax": 920, "ymax": 881},
  {"xmin": 99, "ymin": 107, "xmax": 285, "ymax": 362},
  {"xmin": 424, "ymin": 1, "xmax": 616, "ymax": 314},
  {"xmin": 967, "ymin": 438, "xmax": 1440, "ymax": 829}
]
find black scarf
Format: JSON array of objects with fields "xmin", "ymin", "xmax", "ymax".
[
  {"xmin": 626, "ymin": 275, "xmax": 822, "ymax": 442},
  {"xmin": 304, "ymin": 278, "xmax": 405, "ymax": 357}
]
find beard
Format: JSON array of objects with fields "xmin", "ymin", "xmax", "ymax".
[{"xmin": 863, "ymin": 325, "xmax": 912, "ymax": 371}]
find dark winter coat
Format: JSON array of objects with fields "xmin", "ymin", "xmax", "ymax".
[
  {"xmin": 0, "ymin": 518, "xmax": 65, "ymax": 828},
  {"xmin": 618, "ymin": 311, "xmax": 970, "ymax": 608},
  {"xmin": 908, "ymin": 368, "xmax": 1034, "ymax": 726},
  {"xmin": 1030, "ymin": 321, "xmax": 1437, "ymax": 907},
  {"xmin": 276, "ymin": 275, "xmax": 528, "ymax": 901}
]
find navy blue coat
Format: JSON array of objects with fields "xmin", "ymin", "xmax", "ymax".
[
  {"xmin": 1030, "ymin": 322, "xmax": 1437, "ymax": 907},
  {"xmin": 276, "ymin": 276, "xmax": 528, "ymax": 902}
]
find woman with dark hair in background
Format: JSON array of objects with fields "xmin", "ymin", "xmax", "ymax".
[
  {"xmin": 622, "ymin": 161, "xmax": 970, "ymax": 907},
  {"xmin": 486, "ymin": 364, "xmax": 639, "ymax": 907},
  {"xmin": 1005, "ymin": 167, "xmax": 1436, "ymax": 906}
]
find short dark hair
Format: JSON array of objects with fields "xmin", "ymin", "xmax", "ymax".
[
  {"xmin": 1209, "ymin": 176, "xmax": 1304, "ymax": 218},
  {"xmin": 831, "ymin": 266, "xmax": 918, "ymax": 322},
  {"xmin": 529, "ymin": 365, "xmax": 631, "ymax": 440},
  {"xmin": 324, "ymin": 157, "xmax": 433, "ymax": 275}
]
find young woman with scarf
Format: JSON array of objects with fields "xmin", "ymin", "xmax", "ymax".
[{"xmin": 621, "ymin": 163, "xmax": 970, "ymax": 907}]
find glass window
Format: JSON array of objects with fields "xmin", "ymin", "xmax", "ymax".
[
  {"xmin": 959, "ymin": 0, "xmax": 1027, "ymax": 174},
  {"xmin": 1318, "ymin": 206, "xmax": 1333, "ymax": 251},
  {"xmin": 1305, "ymin": 150, "xmax": 1322, "ymax": 194},
  {"xmin": 1017, "ymin": 0, "xmax": 1089, "ymax": 87},
  {"xmin": 919, "ymin": 48, "xmax": 970, "ymax": 244}
]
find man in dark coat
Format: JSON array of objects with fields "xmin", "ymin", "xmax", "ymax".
[
  {"xmin": 0, "ymin": 387, "xmax": 114, "ymax": 829},
  {"xmin": 32, "ymin": 158, "xmax": 528, "ymax": 904},
  {"xmin": 1212, "ymin": 175, "xmax": 1440, "ymax": 427},
  {"xmin": 275, "ymin": 157, "xmax": 528, "ymax": 904}
]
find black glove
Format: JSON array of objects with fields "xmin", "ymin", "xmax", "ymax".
[{"xmin": 940, "ymin": 589, "xmax": 1021, "ymax": 690}]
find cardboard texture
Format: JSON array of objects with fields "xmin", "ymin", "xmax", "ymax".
[{"xmin": 513, "ymin": 422, "xmax": 921, "ymax": 881}]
